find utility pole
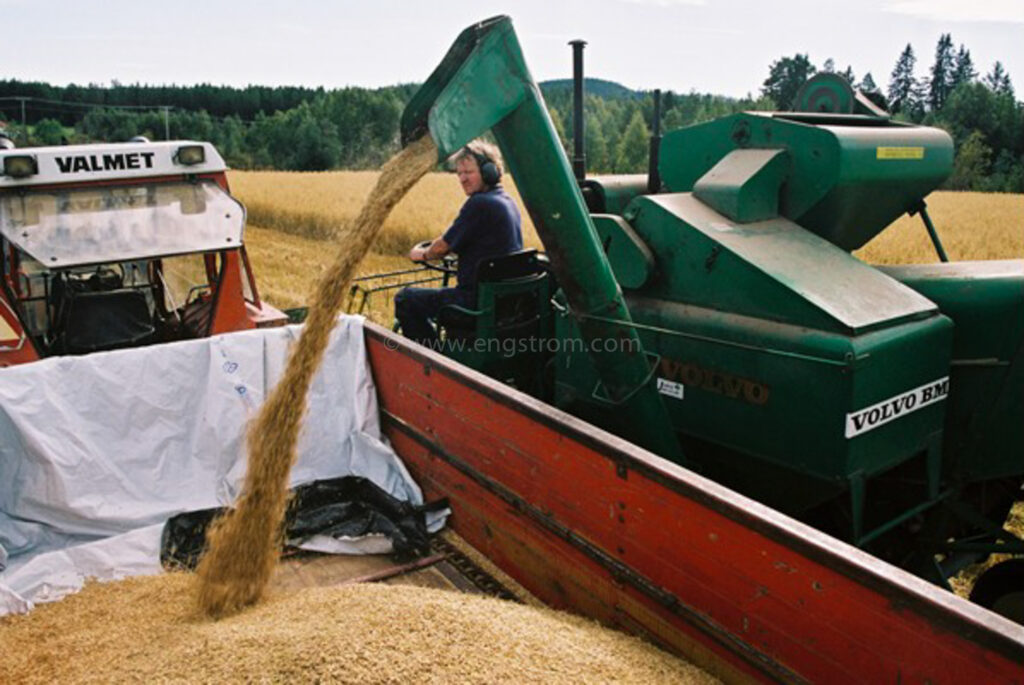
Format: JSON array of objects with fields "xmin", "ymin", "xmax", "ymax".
[
  {"xmin": 162, "ymin": 106, "xmax": 170, "ymax": 140},
  {"xmin": 19, "ymin": 97, "xmax": 27, "ymax": 144}
]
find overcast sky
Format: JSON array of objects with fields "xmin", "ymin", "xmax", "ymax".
[{"xmin": 4, "ymin": 1, "xmax": 1023, "ymax": 98}]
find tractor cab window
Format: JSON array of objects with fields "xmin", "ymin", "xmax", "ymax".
[
  {"xmin": 14, "ymin": 253, "xmax": 49, "ymax": 338},
  {"xmin": 0, "ymin": 180, "xmax": 246, "ymax": 354},
  {"xmin": 6, "ymin": 257, "xmax": 163, "ymax": 355},
  {"xmin": 0, "ymin": 180, "xmax": 244, "ymax": 267},
  {"xmin": 154, "ymin": 252, "xmax": 219, "ymax": 337},
  {"xmin": 159, "ymin": 253, "xmax": 213, "ymax": 313}
]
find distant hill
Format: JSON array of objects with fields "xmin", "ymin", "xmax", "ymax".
[{"xmin": 540, "ymin": 78, "xmax": 639, "ymax": 99}]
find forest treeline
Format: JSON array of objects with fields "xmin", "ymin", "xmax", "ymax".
[{"xmin": 1, "ymin": 33, "xmax": 1019, "ymax": 191}]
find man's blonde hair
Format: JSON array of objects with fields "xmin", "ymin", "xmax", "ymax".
[{"xmin": 451, "ymin": 140, "xmax": 504, "ymax": 178}]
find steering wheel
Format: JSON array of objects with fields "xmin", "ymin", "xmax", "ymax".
[{"xmin": 412, "ymin": 240, "xmax": 458, "ymax": 274}]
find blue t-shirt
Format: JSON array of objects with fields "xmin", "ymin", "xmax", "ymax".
[{"xmin": 442, "ymin": 186, "xmax": 523, "ymax": 292}]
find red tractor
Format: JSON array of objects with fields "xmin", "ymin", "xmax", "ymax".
[{"xmin": 0, "ymin": 138, "xmax": 286, "ymax": 366}]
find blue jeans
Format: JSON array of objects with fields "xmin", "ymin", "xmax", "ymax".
[{"xmin": 394, "ymin": 287, "xmax": 474, "ymax": 346}]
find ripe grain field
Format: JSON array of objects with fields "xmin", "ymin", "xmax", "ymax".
[
  {"xmin": 232, "ymin": 170, "xmax": 543, "ymax": 322},
  {"xmin": 855, "ymin": 191, "xmax": 1024, "ymax": 264},
  {"xmin": 231, "ymin": 170, "xmax": 1022, "ymax": 327},
  {"xmin": 230, "ymin": 169, "xmax": 542, "ymax": 255}
]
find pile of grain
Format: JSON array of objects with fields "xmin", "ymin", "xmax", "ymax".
[
  {"xmin": 1, "ymin": 573, "xmax": 718, "ymax": 684},
  {"xmin": 196, "ymin": 136, "xmax": 439, "ymax": 617}
]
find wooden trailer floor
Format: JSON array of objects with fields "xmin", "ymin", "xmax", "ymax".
[{"xmin": 269, "ymin": 530, "xmax": 541, "ymax": 606}]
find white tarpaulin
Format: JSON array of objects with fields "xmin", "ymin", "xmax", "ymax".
[{"xmin": 0, "ymin": 316, "xmax": 444, "ymax": 615}]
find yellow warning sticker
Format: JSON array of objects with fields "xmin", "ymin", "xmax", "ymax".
[{"xmin": 877, "ymin": 146, "xmax": 925, "ymax": 160}]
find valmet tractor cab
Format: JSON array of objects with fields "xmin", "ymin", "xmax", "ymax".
[{"xmin": 0, "ymin": 140, "xmax": 287, "ymax": 365}]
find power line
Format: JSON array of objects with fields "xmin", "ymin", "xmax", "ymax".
[
  {"xmin": 0, "ymin": 96, "xmax": 173, "ymax": 111},
  {"xmin": 5, "ymin": 103, "xmax": 94, "ymax": 116},
  {"xmin": 0, "ymin": 95, "xmax": 260, "ymax": 125}
]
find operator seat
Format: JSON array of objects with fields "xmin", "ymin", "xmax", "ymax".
[
  {"xmin": 437, "ymin": 249, "xmax": 550, "ymax": 341},
  {"xmin": 436, "ymin": 249, "xmax": 552, "ymax": 394},
  {"xmin": 63, "ymin": 289, "xmax": 157, "ymax": 354}
]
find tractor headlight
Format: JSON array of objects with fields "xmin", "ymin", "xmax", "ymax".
[
  {"xmin": 175, "ymin": 145, "xmax": 206, "ymax": 166},
  {"xmin": 3, "ymin": 155, "xmax": 37, "ymax": 178}
]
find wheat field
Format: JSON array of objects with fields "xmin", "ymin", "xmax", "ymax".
[
  {"xmin": 232, "ymin": 170, "xmax": 542, "ymax": 320},
  {"xmin": 230, "ymin": 170, "xmax": 542, "ymax": 255},
  {"xmin": 230, "ymin": 169, "xmax": 1021, "ymax": 320},
  {"xmin": 855, "ymin": 191, "xmax": 1023, "ymax": 264}
]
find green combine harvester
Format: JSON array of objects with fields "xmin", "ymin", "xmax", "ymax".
[{"xmin": 388, "ymin": 16, "xmax": 1022, "ymax": 618}]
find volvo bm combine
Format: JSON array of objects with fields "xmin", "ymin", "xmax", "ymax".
[
  {"xmin": 378, "ymin": 16, "xmax": 1024, "ymax": 621},
  {"xmin": 0, "ymin": 139, "xmax": 286, "ymax": 365}
]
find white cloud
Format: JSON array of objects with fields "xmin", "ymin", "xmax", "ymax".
[
  {"xmin": 616, "ymin": 0, "xmax": 706, "ymax": 7},
  {"xmin": 884, "ymin": 0, "xmax": 1024, "ymax": 24}
]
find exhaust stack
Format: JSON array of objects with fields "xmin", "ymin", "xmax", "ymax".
[
  {"xmin": 570, "ymin": 39, "xmax": 587, "ymax": 182},
  {"xmin": 648, "ymin": 89, "xmax": 662, "ymax": 193}
]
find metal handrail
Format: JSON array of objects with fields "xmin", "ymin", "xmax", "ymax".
[{"xmin": 344, "ymin": 264, "xmax": 452, "ymax": 315}]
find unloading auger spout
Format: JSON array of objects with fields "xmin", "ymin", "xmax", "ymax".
[{"xmin": 399, "ymin": 16, "xmax": 682, "ymax": 460}]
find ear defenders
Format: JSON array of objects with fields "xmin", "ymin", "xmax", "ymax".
[{"xmin": 465, "ymin": 147, "xmax": 501, "ymax": 186}]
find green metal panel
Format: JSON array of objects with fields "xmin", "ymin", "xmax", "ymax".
[
  {"xmin": 802, "ymin": 123, "xmax": 953, "ymax": 249},
  {"xmin": 880, "ymin": 260, "xmax": 1024, "ymax": 482},
  {"xmin": 400, "ymin": 16, "xmax": 525, "ymax": 153},
  {"xmin": 553, "ymin": 293, "xmax": 953, "ymax": 517},
  {"xmin": 625, "ymin": 192, "xmax": 938, "ymax": 334},
  {"xmin": 591, "ymin": 214, "xmax": 654, "ymax": 289},
  {"xmin": 659, "ymin": 113, "xmax": 953, "ymax": 250},
  {"xmin": 692, "ymin": 149, "xmax": 789, "ymax": 223},
  {"xmin": 579, "ymin": 175, "xmax": 648, "ymax": 215}
]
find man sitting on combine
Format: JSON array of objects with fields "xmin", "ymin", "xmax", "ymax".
[{"xmin": 395, "ymin": 141, "xmax": 522, "ymax": 346}]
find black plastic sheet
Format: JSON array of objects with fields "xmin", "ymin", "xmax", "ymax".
[{"xmin": 160, "ymin": 476, "xmax": 445, "ymax": 570}]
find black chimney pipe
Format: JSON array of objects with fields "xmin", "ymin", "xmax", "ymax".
[
  {"xmin": 569, "ymin": 39, "xmax": 587, "ymax": 181},
  {"xmin": 648, "ymin": 89, "xmax": 662, "ymax": 193}
]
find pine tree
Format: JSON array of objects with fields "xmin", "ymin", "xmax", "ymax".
[
  {"xmin": 999, "ymin": 72, "xmax": 1013, "ymax": 97},
  {"xmin": 985, "ymin": 62, "xmax": 1006, "ymax": 91},
  {"xmin": 985, "ymin": 62, "xmax": 1015, "ymax": 97},
  {"xmin": 929, "ymin": 33, "xmax": 955, "ymax": 110},
  {"xmin": 859, "ymin": 72, "xmax": 888, "ymax": 110},
  {"xmin": 951, "ymin": 45, "xmax": 976, "ymax": 90},
  {"xmin": 888, "ymin": 44, "xmax": 917, "ymax": 114},
  {"xmin": 823, "ymin": 58, "xmax": 835, "ymax": 73},
  {"xmin": 909, "ymin": 76, "xmax": 930, "ymax": 121},
  {"xmin": 840, "ymin": 66, "xmax": 856, "ymax": 85}
]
